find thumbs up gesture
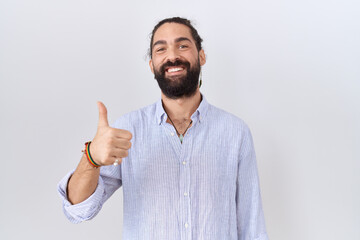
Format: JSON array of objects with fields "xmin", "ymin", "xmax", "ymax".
[{"xmin": 89, "ymin": 102, "xmax": 132, "ymax": 166}]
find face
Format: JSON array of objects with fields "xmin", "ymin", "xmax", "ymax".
[{"xmin": 149, "ymin": 23, "xmax": 206, "ymax": 99}]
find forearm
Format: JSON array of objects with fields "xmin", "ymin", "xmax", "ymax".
[{"xmin": 67, "ymin": 154, "xmax": 101, "ymax": 204}]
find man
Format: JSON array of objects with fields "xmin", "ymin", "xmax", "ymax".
[{"xmin": 58, "ymin": 17, "xmax": 269, "ymax": 240}]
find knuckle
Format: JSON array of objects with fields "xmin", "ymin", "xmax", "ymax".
[
  {"xmin": 123, "ymin": 150, "xmax": 129, "ymax": 158},
  {"xmin": 122, "ymin": 130, "xmax": 132, "ymax": 139},
  {"xmin": 127, "ymin": 131, "xmax": 133, "ymax": 139}
]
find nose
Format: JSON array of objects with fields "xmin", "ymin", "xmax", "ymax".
[{"xmin": 165, "ymin": 46, "xmax": 180, "ymax": 63}]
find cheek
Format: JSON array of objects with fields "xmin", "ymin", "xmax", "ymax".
[
  {"xmin": 152, "ymin": 58, "xmax": 163, "ymax": 70},
  {"xmin": 154, "ymin": 63, "xmax": 161, "ymax": 72},
  {"xmin": 186, "ymin": 52, "xmax": 199, "ymax": 64},
  {"xmin": 152, "ymin": 63, "xmax": 163, "ymax": 74}
]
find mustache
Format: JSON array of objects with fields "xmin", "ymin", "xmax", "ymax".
[{"xmin": 160, "ymin": 59, "xmax": 191, "ymax": 73}]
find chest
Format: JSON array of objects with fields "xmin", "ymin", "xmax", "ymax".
[{"xmin": 121, "ymin": 122, "xmax": 240, "ymax": 192}]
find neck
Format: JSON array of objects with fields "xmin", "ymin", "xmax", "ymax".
[{"xmin": 161, "ymin": 89, "xmax": 201, "ymax": 123}]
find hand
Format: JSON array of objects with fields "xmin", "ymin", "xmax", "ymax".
[{"xmin": 89, "ymin": 101, "xmax": 132, "ymax": 166}]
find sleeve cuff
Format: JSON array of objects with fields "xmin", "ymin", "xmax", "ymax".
[{"xmin": 57, "ymin": 170, "xmax": 106, "ymax": 223}]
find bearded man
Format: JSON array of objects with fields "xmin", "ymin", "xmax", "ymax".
[{"xmin": 58, "ymin": 17, "xmax": 269, "ymax": 240}]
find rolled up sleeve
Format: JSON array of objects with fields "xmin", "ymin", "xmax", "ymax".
[{"xmin": 57, "ymin": 165, "xmax": 122, "ymax": 223}]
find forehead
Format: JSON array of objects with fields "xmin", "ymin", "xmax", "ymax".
[{"xmin": 153, "ymin": 23, "xmax": 194, "ymax": 44}]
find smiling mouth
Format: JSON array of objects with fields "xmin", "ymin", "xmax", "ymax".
[{"xmin": 166, "ymin": 66, "xmax": 184, "ymax": 74}]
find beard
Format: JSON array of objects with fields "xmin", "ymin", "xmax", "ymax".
[{"xmin": 153, "ymin": 59, "xmax": 201, "ymax": 99}]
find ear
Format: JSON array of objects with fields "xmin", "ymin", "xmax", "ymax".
[
  {"xmin": 149, "ymin": 59, "xmax": 154, "ymax": 74},
  {"xmin": 199, "ymin": 49, "xmax": 206, "ymax": 66}
]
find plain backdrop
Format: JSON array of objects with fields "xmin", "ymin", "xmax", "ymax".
[{"xmin": 0, "ymin": 0, "xmax": 359, "ymax": 239}]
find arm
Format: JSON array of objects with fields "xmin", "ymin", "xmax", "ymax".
[
  {"xmin": 236, "ymin": 125, "xmax": 269, "ymax": 240},
  {"xmin": 67, "ymin": 154, "xmax": 100, "ymax": 204},
  {"xmin": 57, "ymin": 102, "xmax": 132, "ymax": 223}
]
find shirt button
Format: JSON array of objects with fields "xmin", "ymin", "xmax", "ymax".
[
  {"xmin": 185, "ymin": 223, "xmax": 189, "ymax": 228},
  {"xmin": 170, "ymin": 132, "xmax": 175, "ymax": 136},
  {"xmin": 182, "ymin": 161, "xmax": 186, "ymax": 165},
  {"xmin": 184, "ymin": 192, "xmax": 188, "ymax": 196}
]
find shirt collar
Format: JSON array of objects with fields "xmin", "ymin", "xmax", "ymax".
[{"xmin": 155, "ymin": 94, "xmax": 210, "ymax": 125}]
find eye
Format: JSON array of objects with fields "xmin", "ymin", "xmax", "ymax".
[
  {"xmin": 179, "ymin": 44, "xmax": 188, "ymax": 49},
  {"xmin": 156, "ymin": 47, "xmax": 165, "ymax": 53}
]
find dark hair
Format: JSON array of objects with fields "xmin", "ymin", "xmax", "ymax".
[{"xmin": 149, "ymin": 17, "xmax": 203, "ymax": 58}]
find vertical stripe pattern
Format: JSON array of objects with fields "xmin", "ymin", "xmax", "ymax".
[{"xmin": 57, "ymin": 95, "xmax": 269, "ymax": 240}]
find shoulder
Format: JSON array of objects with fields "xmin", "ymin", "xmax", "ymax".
[
  {"xmin": 111, "ymin": 101, "xmax": 157, "ymax": 130},
  {"xmin": 204, "ymin": 102, "xmax": 254, "ymax": 154},
  {"xmin": 207, "ymin": 103, "xmax": 250, "ymax": 133}
]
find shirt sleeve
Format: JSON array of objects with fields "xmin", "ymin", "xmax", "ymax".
[
  {"xmin": 236, "ymin": 124, "xmax": 269, "ymax": 240},
  {"xmin": 57, "ymin": 164, "xmax": 122, "ymax": 223}
]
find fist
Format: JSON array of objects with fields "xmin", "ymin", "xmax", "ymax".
[{"xmin": 89, "ymin": 101, "xmax": 132, "ymax": 166}]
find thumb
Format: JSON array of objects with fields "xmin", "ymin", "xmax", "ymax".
[{"xmin": 97, "ymin": 101, "xmax": 109, "ymax": 127}]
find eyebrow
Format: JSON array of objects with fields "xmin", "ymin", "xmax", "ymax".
[
  {"xmin": 175, "ymin": 37, "xmax": 192, "ymax": 43},
  {"xmin": 152, "ymin": 37, "xmax": 193, "ymax": 48},
  {"xmin": 152, "ymin": 40, "xmax": 166, "ymax": 48}
]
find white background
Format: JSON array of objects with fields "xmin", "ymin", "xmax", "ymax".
[{"xmin": 0, "ymin": 0, "xmax": 359, "ymax": 239}]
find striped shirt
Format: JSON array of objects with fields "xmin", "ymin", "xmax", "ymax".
[{"xmin": 58, "ymin": 95, "xmax": 269, "ymax": 240}]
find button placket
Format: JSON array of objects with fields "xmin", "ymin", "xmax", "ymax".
[
  {"xmin": 182, "ymin": 127, "xmax": 194, "ymax": 239},
  {"xmin": 161, "ymin": 116, "xmax": 193, "ymax": 239}
]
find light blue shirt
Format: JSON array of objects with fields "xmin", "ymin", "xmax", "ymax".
[{"xmin": 58, "ymin": 96, "xmax": 269, "ymax": 240}]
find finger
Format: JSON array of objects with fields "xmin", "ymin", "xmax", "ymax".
[
  {"xmin": 112, "ymin": 129, "xmax": 133, "ymax": 140},
  {"xmin": 110, "ymin": 149, "xmax": 129, "ymax": 159},
  {"xmin": 112, "ymin": 138, "xmax": 132, "ymax": 150},
  {"xmin": 97, "ymin": 101, "xmax": 109, "ymax": 127}
]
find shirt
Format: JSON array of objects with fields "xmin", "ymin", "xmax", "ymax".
[{"xmin": 57, "ymin": 96, "xmax": 269, "ymax": 240}]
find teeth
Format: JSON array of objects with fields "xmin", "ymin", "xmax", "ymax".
[{"xmin": 168, "ymin": 67, "xmax": 183, "ymax": 73}]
